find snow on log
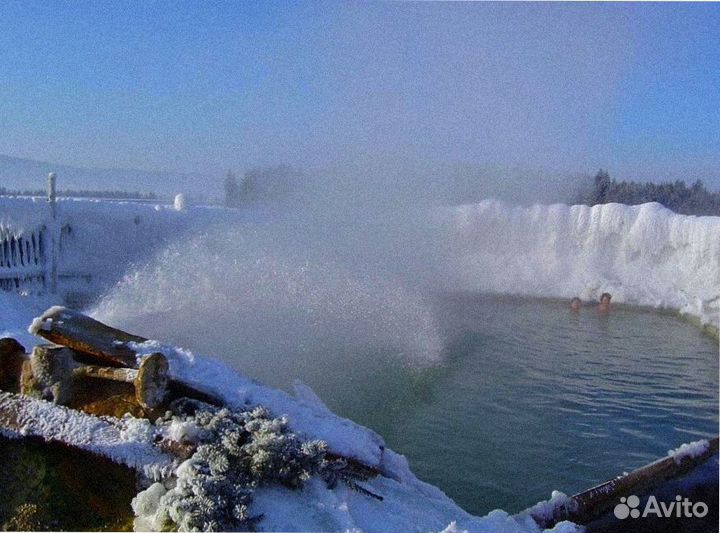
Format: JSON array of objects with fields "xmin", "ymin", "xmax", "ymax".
[{"xmin": 27, "ymin": 306, "xmax": 387, "ymax": 470}]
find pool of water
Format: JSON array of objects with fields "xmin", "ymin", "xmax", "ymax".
[{"xmin": 218, "ymin": 294, "xmax": 719, "ymax": 516}]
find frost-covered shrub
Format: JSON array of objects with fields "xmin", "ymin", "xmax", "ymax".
[{"xmin": 133, "ymin": 401, "xmax": 328, "ymax": 532}]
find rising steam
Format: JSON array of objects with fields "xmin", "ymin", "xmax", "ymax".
[{"xmin": 92, "ymin": 217, "xmax": 444, "ymax": 388}]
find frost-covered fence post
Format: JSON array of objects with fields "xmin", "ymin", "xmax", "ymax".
[
  {"xmin": 48, "ymin": 172, "xmax": 57, "ymax": 219},
  {"xmin": 47, "ymin": 172, "xmax": 58, "ymax": 293}
]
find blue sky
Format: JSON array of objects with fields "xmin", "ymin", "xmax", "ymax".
[{"xmin": 0, "ymin": 1, "xmax": 718, "ymax": 187}]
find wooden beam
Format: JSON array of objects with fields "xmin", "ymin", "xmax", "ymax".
[{"xmin": 529, "ymin": 437, "xmax": 719, "ymax": 528}]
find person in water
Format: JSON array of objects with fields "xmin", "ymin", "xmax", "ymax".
[
  {"xmin": 598, "ymin": 292, "xmax": 612, "ymax": 313},
  {"xmin": 570, "ymin": 297, "xmax": 582, "ymax": 311}
]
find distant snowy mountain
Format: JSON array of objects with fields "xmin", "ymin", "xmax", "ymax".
[{"xmin": 0, "ymin": 154, "xmax": 217, "ymax": 200}]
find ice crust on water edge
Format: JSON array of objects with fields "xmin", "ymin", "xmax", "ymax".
[
  {"xmin": 519, "ymin": 491, "xmax": 577, "ymax": 524},
  {"xmin": 439, "ymin": 200, "xmax": 720, "ymax": 327}
]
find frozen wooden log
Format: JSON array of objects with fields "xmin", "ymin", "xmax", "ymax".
[
  {"xmin": 30, "ymin": 345, "xmax": 78, "ymax": 405},
  {"xmin": 74, "ymin": 353, "xmax": 169, "ymax": 409},
  {"xmin": 27, "ymin": 344, "xmax": 169, "ymax": 410},
  {"xmin": 29, "ymin": 307, "xmax": 223, "ymax": 407},
  {"xmin": 29, "ymin": 306, "xmax": 145, "ymax": 368}
]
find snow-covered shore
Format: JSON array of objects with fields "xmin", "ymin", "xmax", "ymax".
[
  {"xmin": 2, "ymin": 298, "xmax": 580, "ymax": 533},
  {"xmin": 3, "ymin": 196, "xmax": 716, "ymax": 328}
]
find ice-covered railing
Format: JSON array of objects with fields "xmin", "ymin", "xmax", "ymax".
[
  {"xmin": 0, "ymin": 223, "xmax": 47, "ymax": 291},
  {"xmin": 1, "ymin": 174, "xmax": 78, "ymax": 294},
  {"xmin": 0, "ymin": 184, "xmax": 54, "ymax": 293}
]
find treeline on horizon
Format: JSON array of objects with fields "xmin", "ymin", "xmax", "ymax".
[
  {"xmin": 0, "ymin": 186, "xmax": 158, "ymax": 200},
  {"xmin": 583, "ymin": 170, "xmax": 720, "ymax": 216}
]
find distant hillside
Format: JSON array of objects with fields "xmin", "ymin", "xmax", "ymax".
[{"xmin": 0, "ymin": 154, "xmax": 216, "ymax": 201}]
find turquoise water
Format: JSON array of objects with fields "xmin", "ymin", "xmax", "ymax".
[{"xmin": 222, "ymin": 294, "xmax": 719, "ymax": 516}]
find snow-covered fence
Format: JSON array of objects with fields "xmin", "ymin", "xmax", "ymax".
[
  {"xmin": 0, "ymin": 224, "xmax": 48, "ymax": 291},
  {"xmin": 0, "ymin": 173, "xmax": 60, "ymax": 293},
  {"xmin": 1, "ymin": 175, "xmax": 249, "ymax": 300}
]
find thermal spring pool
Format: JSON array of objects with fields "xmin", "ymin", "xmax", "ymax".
[
  {"xmin": 202, "ymin": 294, "xmax": 717, "ymax": 516},
  {"xmin": 100, "ymin": 292, "xmax": 718, "ymax": 517}
]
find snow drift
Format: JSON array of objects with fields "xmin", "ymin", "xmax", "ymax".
[{"xmin": 438, "ymin": 200, "xmax": 720, "ymax": 328}]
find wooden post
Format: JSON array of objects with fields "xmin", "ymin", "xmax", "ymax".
[{"xmin": 47, "ymin": 172, "xmax": 58, "ymax": 293}]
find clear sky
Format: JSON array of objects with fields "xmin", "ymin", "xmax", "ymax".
[{"xmin": 1, "ymin": 1, "xmax": 719, "ymax": 187}]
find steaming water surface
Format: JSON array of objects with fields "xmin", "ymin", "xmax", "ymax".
[
  {"xmin": 91, "ymin": 226, "xmax": 718, "ymax": 517},
  {"xmin": 98, "ymin": 285, "xmax": 718, "ymax": 515},
  {"xmin": 333, "ymin": 295, "xmax": 719, "ymax": 515},
  {"xmin": 197, "ymin": 294, "xmax": 716, "ymax": 516}
]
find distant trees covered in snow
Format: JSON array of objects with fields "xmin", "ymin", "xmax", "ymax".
[
  {"xmin": 224, "ymin": 166, "xmax": 304, "ymax": 208},
  {"xmin": 0, "ymin": 186, "xmax": 158, "ymax": 200},
  {"xmin": 584, "ymin": 170, "xmax": 720, "ymax": 216}
]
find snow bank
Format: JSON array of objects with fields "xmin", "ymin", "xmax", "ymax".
[
  {"xmin": 251, "ymin": 477, "xmax": 579, "ymax": 533},
  {"xmin": 6, "ymin": 196, "xmax": 717, "ymax": 330},
  {"xmin": 438, "ymin": 201, "xmax": 720, "ymax": 327}
]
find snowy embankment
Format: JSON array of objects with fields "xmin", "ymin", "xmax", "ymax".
[
  {"xmin": 439, "ymin": 201, "xmax": 720, "ymax": 329},
  {"xmin": 4, "ymin": 196, "xmax": 718, "ymax": 329}
]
